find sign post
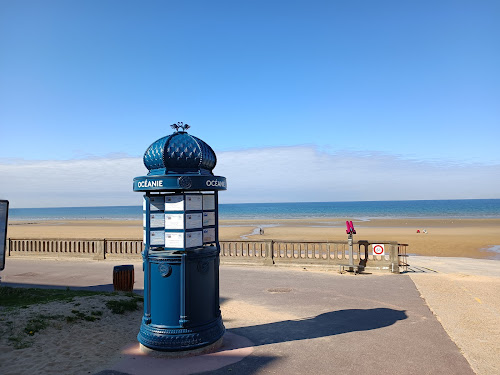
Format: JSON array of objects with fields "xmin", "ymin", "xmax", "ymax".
[
  {"xmin": 346, "ymin": 221, "xmax": 356, "ymax": 272},
  {"xmin": 0, "ymin": 200, "xmax": 9, "ymax": 271}
]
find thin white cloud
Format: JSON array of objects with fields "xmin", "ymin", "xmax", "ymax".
[
  {"xmin": 0, "ymin": 157, "xmax": 145, "ymax": 207},
  {"xmin": 216, "ymin": 146, "xmax": 500, "ymax": 203},
  {"xmin": 1, "ymin": 146, "xmax": 499, "ymax": 208}
]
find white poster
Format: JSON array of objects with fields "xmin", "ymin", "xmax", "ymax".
[
  {"xmin": 202, "ymin": 212, "xmax": 216, "ymax": 226},
  {"xmin": 185, "ymin": 194, "xmax": 203, "ymax": 211},
  {"xmin": 186, "ymin": 231, "xmax": 203, "ymax": 248},
  {"xmin": 202, "ymin": 194, "xmax": 215, "ymax": 210},
  {"xmin": 203, "ymin": 228, "xmax": 216, "ymax": 243},
  {"xmin": 186, "ymin": 213, "xmax": 203, "ymax": 229},
  {"xmin": 150, "ymin": 230, "xmax": 164, "ymax": 246},
  {"xmin": 165, "ymin": 232, "xmax": 184, "ymax": 248},
  {"xmin": 150, "ymin": 213, "xmax": 165, "ymax": 228},
  {"xmin": 164, "ymin": 195, "xmax": 184, "ymax": 211},
  {"xmin": 165, "ymin": 214, "xmax": 184, "ymax": 229},
  {"xmin": 149, "ymin": 196, "xmax": 165, "ymax": 211}
]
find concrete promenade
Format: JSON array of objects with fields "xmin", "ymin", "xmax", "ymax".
[{"xmin": 2, "ymin": 257, "xmax": 495, "ymax": 374}]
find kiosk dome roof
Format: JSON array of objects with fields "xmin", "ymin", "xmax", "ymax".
[{"xmin": 143, "ymin": 124, "xmax": 217, "ymax": 176}]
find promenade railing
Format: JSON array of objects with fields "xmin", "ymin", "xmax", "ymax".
[
  {"xmin": 6, "ymin": 238, "xmax": 143, "ymax": 260},
  {"xmin": 6, "ymin": 238, "xmax": 408, "ymax": 273},
  {"xmin": 220, "ymin": 240, "xmax": 408, "ymax": 273}
]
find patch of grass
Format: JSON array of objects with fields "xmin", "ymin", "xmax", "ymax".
[
  {"xmin": 8, "ymin": 335, "xmax": 32, "ymax": 349},
  {"xmin": 21, "ymin": 314, "xmax": 64, "ymax": 336},
  {"xmin": 37, "ymin": 314, "xmax": 65, "ymax": 320},
  {"xmin": 1, "ymin": 289, "xmax": 142, "ymax": 350},
  {"xmin": 105, "ymin": 299, "xmax": 138, "ymax": 314},
  {"xmin": 24, "ymin": 318, "xmax": 48, "ymax": 336},
  {"xmin": 66, "ymin": 308, "xmax": 102, "ymax": 323},
  {"xmin": 0, "ymin": 286, "xmax": 115, "ymax": 308}
]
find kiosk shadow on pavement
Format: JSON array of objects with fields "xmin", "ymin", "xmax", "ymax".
[{"xmin": 230, "ymin": 308, "xmax": 407, "ymax": 348}]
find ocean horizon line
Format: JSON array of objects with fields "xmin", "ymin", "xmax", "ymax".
[
  {"xmin": 7, "ymin": 199, "xmax": 500, "ymax": 221},
  {"xmin": 7, "ymin": 197, "xmax": 500, "ymax": 210}
]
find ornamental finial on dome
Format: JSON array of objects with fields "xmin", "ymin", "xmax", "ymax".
[
  {"xmin": 142, "ymin": 123, "xmax": 217, "ymax": 176},
  {"xmin": 171, "ymin": 122, "xmax": 190, "ymax": 132}
]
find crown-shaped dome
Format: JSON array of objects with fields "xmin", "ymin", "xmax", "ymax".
[{"xmin": 143, "ymin": 129, "xmax": 217, "ymax": 176}]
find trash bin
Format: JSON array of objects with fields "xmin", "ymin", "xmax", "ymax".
[{"xmin": 113, "ymin": 265, "xmax": 135, "ymax": 292}]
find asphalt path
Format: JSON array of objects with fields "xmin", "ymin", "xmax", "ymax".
[{"xmin": 1, "ymin": 258, "xmax": 474, "ymax": 375}]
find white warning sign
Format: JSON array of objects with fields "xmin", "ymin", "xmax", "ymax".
[{"xmin": 372, "ymin": 244, "xmax": 385, "ymax": 256}]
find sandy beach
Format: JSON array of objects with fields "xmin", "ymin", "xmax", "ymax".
[
  {"xmin": 0, "ymin": 292, "xmax": 143, "ymax": 375},
  {"xmin": 7, "ymin": 217, "xmax": 500, "ymax": 259}
]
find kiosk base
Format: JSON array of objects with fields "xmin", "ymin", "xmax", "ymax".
[
  {"xmin": 139, "ymin": 336, "xmax": 223, "ymax": 358},
  {"xmin": 137, "ymin": 316, "xmax": 225, "ymax": 352}
]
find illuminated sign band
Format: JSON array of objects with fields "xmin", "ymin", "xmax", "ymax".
[
  {"xmin": 133, "ymin": 175, "xmax": 227, "ymax": 191},
  {"xmin": 206, "ymin": 179, "xmax": 226, "ymax": 188},
  {"xmin": 137, "ymin": 180, "xmax": 164, "ymax": 188}
]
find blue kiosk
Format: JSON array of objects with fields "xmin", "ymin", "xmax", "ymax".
[{"xmin": 133, "ymin": 123, "xmax": 226, "ymax": 351}]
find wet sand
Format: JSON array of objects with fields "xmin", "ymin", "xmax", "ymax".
[{"xmin": 7, "ymin": 218, "xmax": 500, "ymax": 259}]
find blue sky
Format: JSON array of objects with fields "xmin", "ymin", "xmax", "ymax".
[{"xmin": 1, "ymin": 1, "xmax": 499, "ymax": 207}]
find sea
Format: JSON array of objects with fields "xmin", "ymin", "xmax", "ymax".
[{"xmin": 8, "ymin": 199, "xmax": 500, "ymax": 221}]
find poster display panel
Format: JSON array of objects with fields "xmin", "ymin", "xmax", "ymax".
[
  {"xmin": 150, "ymin": 213, "xmax": 165, "ymax": 228},
  {"xmin": 186, "ymin": 231, "xmax": 203, "ymax": 248},
  {"xmin": 149, "ymin": 196, "xmax": 165, "ymax": 211},
  {"xmin": 186, "ymin": 213, "xmax": 203, "ymax": 229},
  {"xmin": 203, "ymin": 228, "xmax": 216, "ymax": 243},
  {"xmin": 202, "ymin": 194, "xmax": 215, "ymax": 210},
  {"xmin": 202, "ymin": 212, "xmax": 216, "ymax": 226},
  {"xmin": 165, "ymin": 232, "xmax": 184, "ymax": 248},
  {"xmin": 142, "ymin": 192, "xmax": 218, "ymax": 251},
  {"xmin": 185, "ymin": 194, "xmax": 203, "ymax": 211},
  {"xmin": 165, "ymin": 214, "xmax": 184, "ymax": 229},
  {"xmin": 150, "ymin": 230, "xmax": 164, "ymax": 246},
  {"xmin": 164, "ymin": 195, "xmax": 184, "ymax": 211}
]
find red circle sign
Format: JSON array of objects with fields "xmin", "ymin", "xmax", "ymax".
[{"xmin": 373, "ymin": 244, "xmax": 384, "ymax": 255}]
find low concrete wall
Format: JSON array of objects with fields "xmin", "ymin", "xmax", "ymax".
[
  {"xmin": 220, "ymin": 240, "xmax": 405, "ymax": 273},
  {"xmin": 7, "ymin": 238, "xmax": 408, "ymax": 273},
  {"xmin": 7, "ymin": 238, "xmax": 141, "ymax": 261}
]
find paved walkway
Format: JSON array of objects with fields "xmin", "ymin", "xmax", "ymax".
[
  {"xmin": 408, "ymin": 256, "xmax": 500, "ymax": 375},
  {"xmin": 1, "ymin": 257, "xmax": 479, "ymax": 374}
]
